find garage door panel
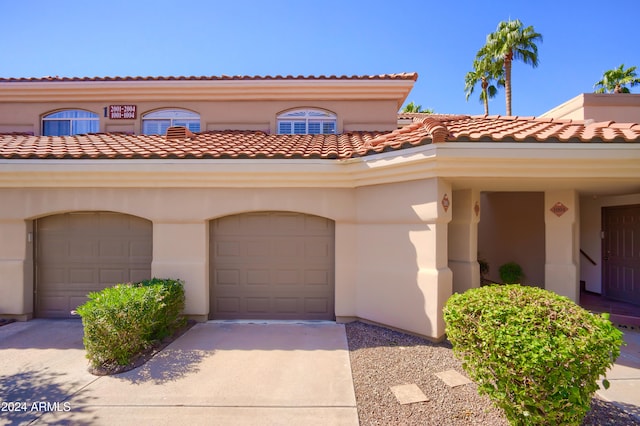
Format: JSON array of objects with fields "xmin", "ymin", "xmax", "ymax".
[
  {"xmin": 210, "ymin": 211, "xmax": 334, "ymax": 320},
  {"xmin": 305, "ymin": 215, "xmax": 331, "ymax": 231},
  {"xmin": 37, "ymin": 295, "xmax": 67, "ymax": 318},
  {"xmin": 39, "ymin": 267, "xmax": 66, "ymax": 285},
  {"xmin": 216, "ymin": 240, "xmax": 241, "ymax": 257},
  {"xmin": 130, "ymin": 241, "xmax": 153, "ymax": 258},
  {"xmin": 247, "ymin": 240, "xmax": 271, "ymax": 256},
  {"xmin": 305, "ymin": 238, "xmax": 331, "ymax": 258},
  {"xmin": 99, "ymin": 240, "xmax": 127, "ymax": 257},
  {"xmin": 69, "ymin": 240, "xmax": 98, "ymax": 258},
  {"xmin": 69, "ymin": 295, "xmax": 90, "ymax": 310},
  {"xmin": 275, "ymin": 269, "xmax": 299, "ymax": 285},
  {"xmin": 130, "ymin": 268, "xmax": 152, "ymax": 283},
  {"xmin": 305, "ymin": 270, "xmax": 330, "ymax": 286},
  {"xmin": 305, "ymin": 298, "xmax": 329, "ymax": 314},
  {"xmin": 247, "ymin": 269, "xmax": 270, "ymax": 285},
  {"xmin": 71, "ymin": 212, "xmax": 99, "ymax": 228},
  {"xmin": 99, "ymin": 268, "xmax": 127, "ymax": 284},
  {"xmin": 39, "ymin": 239, "xmax": 69, "ymax": 261},
  {"xmin": 274, "ymin": 298, "xmax": 298, "ymax": 313},
  {"xmin": 216, "ymin": 297, "xmax": 241, "ymax": 313},
  {"xmin": 69, "ymin": 268, "xmax": 97, "ymax": 284},
  {"xmin": 214, "ymin": 215, "xmax": 241, "ymax": 233},
  {"xmin": 36, "ymin": 212, "xmax": 152, "ymax": 318},
  {"xmin": 217, "ymin": 269, "xmax": 241, "ymax": 285},
  {"xmin": 246, "ymin": 297, "xmax": 271, "ymax": 313}
]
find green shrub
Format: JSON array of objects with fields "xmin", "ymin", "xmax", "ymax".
[
  {"xmin": 499, "ymin": 262, "xmax": 524, "ymax": 284},
  {"xmin": 443, "ymin": 284, "xmax": 623, "ymax": 426},
  {"xmin": 76, "ymin": 278, "xmax": 186, "ymax": 369}
]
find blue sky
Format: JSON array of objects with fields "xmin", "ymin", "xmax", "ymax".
[{"xmin": 3, "ymin": 0, "xmax": 639, "ymax": 117}]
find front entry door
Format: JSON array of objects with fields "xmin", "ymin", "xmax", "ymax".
[{"xmin": 603, "ymin": 205, "xmax": 640, "ymax": 305}]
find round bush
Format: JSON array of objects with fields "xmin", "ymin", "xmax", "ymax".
[{"xmin": 443, "ymin": 284, "xmax": 623, "ymax": 426}]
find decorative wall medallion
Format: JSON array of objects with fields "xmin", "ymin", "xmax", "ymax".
[
  {"xmin": 550, "ymin": 202, "xmax": 569, "ymax": 217},
  {"xmin": 474, "ymin": 201, "xmax": 480, "ymax": 217},
  {"xmin": 442, "ymin": 194, "xmax": 450, "ymax": 212}
]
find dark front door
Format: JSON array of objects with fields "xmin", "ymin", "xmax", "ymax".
[{"xmin": 603, "ymin": 205, "xmax": 640, "ymax": 305}]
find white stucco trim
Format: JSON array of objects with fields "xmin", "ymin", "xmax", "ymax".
[{"xmin": 1, "ymin": 142, "xmax": 638, "ymax": 192}]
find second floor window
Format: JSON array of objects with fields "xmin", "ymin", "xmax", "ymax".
[
  {"xmin": 277, "ymin": 109, "xmax": 337, "ymax": 134},
  {"xmin": 42, "ymin": 110, "xmax": 99, "ymax": 136},
  {"xmin": 142, "ymin": 109, "xmax": 200, "ymax": 135}
]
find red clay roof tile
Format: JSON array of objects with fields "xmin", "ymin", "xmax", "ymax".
[
  {"xmin": 1, "ymin": 115, "xmax": 639, "ymax": 160},
  {"xmin": 0, "ymin": 73, "xmax": 418, "ymax": 83}
]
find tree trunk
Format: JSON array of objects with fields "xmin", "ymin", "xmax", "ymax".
[
  {"xmin": 481, "ymin": 77, "xmax": 489, "ymax": 115},
  {"xmin": 504, "ymin": 51, "xmax": 513, "ymax": 116}
]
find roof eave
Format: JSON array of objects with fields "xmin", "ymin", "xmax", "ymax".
[{"xmin": 0, "ymin": 79, "xmax": 416, "ymax": 108}]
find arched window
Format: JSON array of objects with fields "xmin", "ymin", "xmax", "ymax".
[
  {"xmin": 142, "ymin": 109, "xmax": 200, "ymax": 135},
  {"xmin": 42, "ymin": 110, "xmax": 99, "ymax": 136},
  {"xmin": 277, "ymin": 109, "xmax": 337, "ymax": 135}
]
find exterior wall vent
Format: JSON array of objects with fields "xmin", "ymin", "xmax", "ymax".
[{"xmin": 166, "ymin": 126, "xmax": 194, "ymax": 140}]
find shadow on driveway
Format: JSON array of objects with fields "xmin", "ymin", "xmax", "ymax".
[
  {"xmin": 0, "ymin": 368, "xmax": 97, "ymax": 426},
  {"xmin": 114, "ymin": 347, "xmax": 212, "ymax": 385}
]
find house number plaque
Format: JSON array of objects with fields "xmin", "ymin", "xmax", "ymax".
[
  {"xmin": 108, "ymin": 105, "xmax": 137, "ymax": 119},
  {"xmin": 550, "ymin": 202, "xmax": 569, "ymax": 217},
  {"xmin": 442, "ymin": 194, "xmax": 450, "ymax": 212}
]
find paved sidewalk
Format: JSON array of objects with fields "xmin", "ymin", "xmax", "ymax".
[
  {"xmin": 0, "ymin": 320, "xmax": 358, "ymax": 426},
  {"xmin": 596, "ymin": 329, "xmax": 640, "ymax": 420}
]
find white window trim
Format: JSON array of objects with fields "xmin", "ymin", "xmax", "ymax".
[
  {"xmin": 142, "ymin": 109, "xmax": 201, "ymax": 134},
  {"xmin": 277, "ymin": 108, "xmax": 337, "ymax": 135},
  {"xmin": 42, "ymin": 109, "xmax": 99, "ymax": 136}
]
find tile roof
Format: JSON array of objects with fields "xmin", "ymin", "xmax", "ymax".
[
  {"xmin": 1, "ymin": 115, "xmax": 638, "ymax": 160},
  {"xmin": 0, "ymin": 73, "xmax": 418, "ymax": 83},
  {"xmin": 442, "ymin": 115, "xmax": 640, "ymax": 143}
]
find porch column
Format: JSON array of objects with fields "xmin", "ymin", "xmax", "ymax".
[
  {"xmin": 449, "ymin": 189, "xmax": 481, "ymax": 294},
  {"xmin": 354, "ymin": 178, "xmax": 453, "ymax": 340},
  {"xmin": 152, "ymin": 222, "xmax": 208, "ymax": 321},
  {"xmin": 544, "ymin": 190, "xmax": 579, "ymax": 302}
]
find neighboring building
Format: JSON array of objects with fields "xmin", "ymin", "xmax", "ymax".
[
  {"xmin": 540, "ymin": 93, "xmax": 640, "ymax": 123},
  {"xmin": 1, "ymin": 74, "xmax": 639, "ymax": 341}
]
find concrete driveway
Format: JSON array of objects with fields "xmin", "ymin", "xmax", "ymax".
[{"xmin": 0, "ymin": 320, "xmax": 358, "ymax": 425}]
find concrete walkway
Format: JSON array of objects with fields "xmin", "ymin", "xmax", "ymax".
[
  {"xmin": 596, "ymin": 328, "xmax": 640, "ymax": 420},
  {"xmin": 0, "ymin": 320, "xmax": 358, "ymax": 425}
]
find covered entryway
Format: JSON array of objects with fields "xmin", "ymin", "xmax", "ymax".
[
  {"xmin": 35, "ymin": 212, "xmax": 152, "ymax": 318},
  {"xmin": 209, "ymin": 211, "xmax": 335, "ymax": 320},
  {"xmin": 603, "ymin": 205, "xmax": 640, "ymax": 305}
]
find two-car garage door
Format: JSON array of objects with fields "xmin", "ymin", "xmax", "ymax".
[
  {"xmin": 210, "ymin": 212, "xmax": 335, "ymax": 320},
  {"xmin": 35, "ymin": 212, "xmax": 152, "ymax": 318},
  {"xmin": 35, "ymin": 210, "xmax": 335, "ymax": 320}
]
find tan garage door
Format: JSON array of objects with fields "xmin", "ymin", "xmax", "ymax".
[
  {"xmin": 36, "ymin": 212, "xmax": 152, "ymax": 318},
  {"xmin": 210, "ymin": 212, "xmax": 335, "ymax": 320}
]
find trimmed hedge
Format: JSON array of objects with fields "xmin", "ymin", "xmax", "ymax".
[
  {"xmin": 76, "ymin": 278, "xmax": 186, "ymax": 370},
  {"xmin": 443, "ymin": 284, "xmax": 623, "ymax": 426}
]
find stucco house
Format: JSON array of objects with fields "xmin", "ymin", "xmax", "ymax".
[{"xmin": 1, "ymin": 73, "xmax": 639, "ymax": 340}]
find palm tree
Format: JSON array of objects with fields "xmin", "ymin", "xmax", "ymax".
[
  {"xmin": 401, "ymin": 101, "xmax": 434, "ymax": 114},
  {"xmin": 594, "ymin": 64, "xmax": 640, "ymax": 93},
  {"xmin": 477, "ymin": 19, "xmax": 542, "ymax": 116},
  {"xmin": 464, "ymin": 58, "xmax": 505, "ymax": 115}
]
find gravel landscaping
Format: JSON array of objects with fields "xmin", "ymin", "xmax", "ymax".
[{"xmin": 345, "ymin": 321, "xmax": 640, "ymax": 426}]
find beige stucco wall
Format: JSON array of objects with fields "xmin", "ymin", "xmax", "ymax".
[
  {"xmin": 354, "ymin": 179, "xmax": 452, "ymax": 337},
  {"xmin": 0, "ymin": 178, "xmax": 451, "ymax": 339},
  {"xmin": 478, "ymin": 192, "xmax": 545, "ymax": 286},
  {"xmin": 540, "ymin": 93, "xmax": 640, "ymax": 123},
  {"xmin": 0, "ymin": 99, "xmax": 399, "ymax": 135}
]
